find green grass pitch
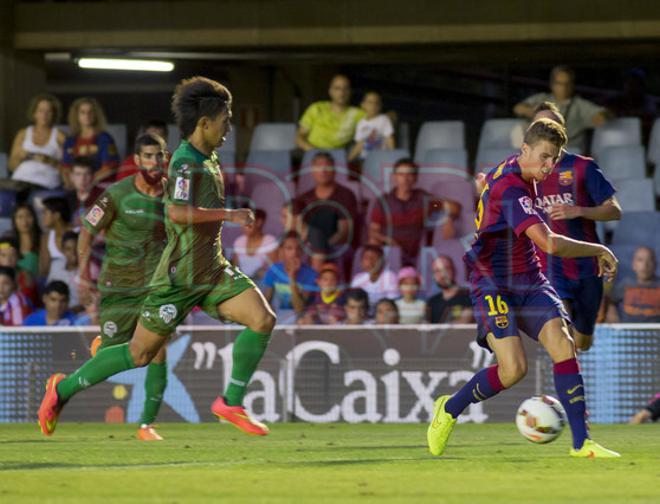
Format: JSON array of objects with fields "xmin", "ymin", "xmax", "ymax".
[{"xmin": 0, "ymin": 423, "xmax": 658, "ymax": 503}]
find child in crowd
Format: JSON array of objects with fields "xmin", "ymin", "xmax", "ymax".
[
  {"xmin": 298, "ymin": 263, "xmax": 345, "ymax": 324},
  {"xmin": 374, "ymin": 298, "xmax": 400, "ymax": 324},
  {"xmin": 0, "ymin": 266, "xmax": 32, "ymax": 326},
  {"xmin": 395, "ymin": 266, "xmax": 426, "ymax": 323},
  {"xmin": 350, "ymin": 245, "xmax": 399, "ymax": 306},
  {"xmin": 47, "ymin": 231, "xmax": 81, "ymax": 311},
  {"xmin": 348, "ymin": 91, "xmax": 395, "ymax": 162},
  {"xmin": 342, "ymin": 288, "xmax": 370, "ymax": 325},
  {"xmin": 23, "ymin": 280, "xmax": 76, "ymax": 326},
  {"xmin": 232, "ymin": 208, "xmax": 278, "ymax": 283},
  {"xmin": 0, "ymin": 237, "xmax": 38, "ymax": 306}
]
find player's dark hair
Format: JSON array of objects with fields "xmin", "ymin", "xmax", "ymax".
[
  {"xmin": 44, "ymin": 280, "xmax": 70, "ymax": 298},
  {"xmin": 134, "ymin": 132, "xmax": 167, "ymax": 155},
  {"xmin": 43, "ymin": 197, "xmax": 72, "ymax": 223},
  {"xmin": 550, "ymin": 65, "xmax": 575, "ymax": 84},
  {"xmin": 532, "ymin": 102, "xmax": 566, "ymax": 127},
  {"xmin": 523, "ymin": 118, "xmax": 568, "ymax": 149},
  {"xmin": 0, "ymin": 266, "xmax": 16, "ymax": 283},
  {"xmin": 344, "ymin": 288, "xmax": 369, "ymax": 308},
  {"xmin": 362, "ymin": 244, "xmax": 384, "ymax": 259},
  {"xmin": 71, "ymin": 157, "xmax": 95, "ymax": 172},
  {"xmin": 62, "ymin": 231, "xmax": 78, "ymax": 244},
  {"xmin": 171, "ymin": 76, "xmax": 232, "ymax": 139},
  {"xmin": 393, "ymin": 157, "xmax": 418, "ymax": 174}
]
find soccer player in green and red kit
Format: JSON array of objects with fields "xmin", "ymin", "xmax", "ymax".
[
  {"xmin": 79, "ymin": 132, "xmax": 169, "ymax": 441},
  {"xmin": 39, "ymin": 76, "xmax": 277, "ymax": 437}
]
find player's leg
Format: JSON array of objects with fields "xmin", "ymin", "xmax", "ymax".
[
  {"xmin": 538, "ymin": 317, "xmax": 619, "ymax": 457},
  {"xmin": 138, "ymin": 345, "xmax": 168, "ymax": 441},
  {"xmin": 569, "ymin": 277, "xmax": 604, "ymax": 351}
]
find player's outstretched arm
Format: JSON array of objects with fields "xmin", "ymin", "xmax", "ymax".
[
  {"xmin": 549, "ymin": 196, "xmax": 622, "ymax": 222},
  {"xmin": 167, "ymin": 205, "xmax": 254, "ymax": 226},
  {"xmin": 526, "ymin": 223, "xmax": 617, "ymax": 281}
]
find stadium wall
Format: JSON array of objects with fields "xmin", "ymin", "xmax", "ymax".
[{"xmin": 1, "ymin": 324, "xmax": 657, "ymax": 425}]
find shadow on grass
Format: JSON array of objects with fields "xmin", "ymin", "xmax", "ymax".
[{"xmin": 0, "ymin": 461, "xmax": 190, "ymax": 472}]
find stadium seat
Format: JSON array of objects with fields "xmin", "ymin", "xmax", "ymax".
[
  {"xmin": 0, "ymin": 152, "xmax": 7, "ymax": 179},
  {"xmin": 249, "ymin": 123, "xmax": 296, "ymax": 151},
  {"xmin": 217, "ymin": 149, "xmax": 236, "ymax": 167},
  {"xmin": 0, "ymin": 190, "xmax": 16, "ymax": 218},
  {"xmin": 247, "ymin": 181, "xmax": 296, "ymax": 236},
  {"xmin": 351, "ymin": 245, "xmax": 402, "ymax": 277},
  {"xmin": 648, "ymin": 117, "xmax": 660, "ymax": 166},
  {"xmin": 414, "ymin": 121, "xmax": 465, "ymax": 163},
  {"xmin": 0, "ymin": 217, "xmax": 12, "ymax": 236},
  {"xmin": 477, "ymin": 118, "xmax": 526, "ymax": 156},
  {"xmin": 598, "ymin": 145, "xmax": 646, "ymax": 182},
  {"xmin": 246, "ymin": 150, "xmax": 291, "ymax": 177},
  {"xmin": 591, "ymin": 117, "xmax": 641, "ymax": 161},
  {"xmin": 609, "ymin": 243, "xmax": 643, "ymax": 283},
  {"xmin": 654, "ymin": 165, "xmax": 660, "ymax": 197},
  {"xmin": 106, "ymin": 124, "xmax": 128, "ymax": 159},
  {"xmin": 607, "ymin": 180, "xmax": 656, "ymax": 232},
  {"xmin": 422, "ymin": 148, "xmax": 469, "ymax": 174},
  {"xmin": 430, "ymin": 177, "xmax": 476, "ymax": 237},
  {"xmin": 475, "ymin": 147, "xmax": 515, "ymax": 174},
  {"xmin": 166, "ymin": 124, "xmax": 181, "ymax": 152},
  {"xmin": 300, "ymin": 148, "xmax": 347, "ymax": 170},
  {"xmin": 361, "ymin": 149, "xmax": 410, "ymax": 190},
  {"xmin": 611, "ymin": 211, "xmax": 660, "ymax": 249}
]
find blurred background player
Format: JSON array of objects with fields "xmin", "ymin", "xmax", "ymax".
[
  {"xmin": 39, "ymin": 76, "xmax": 277, "ymax": 438},
  {"xmin": 532, "ymin": 102, "xmax": 621, "ymax": 350},
  {"xmin": 427, "ymin": 119, "xmax": 621, "ymax": 459},
  {"xmin": 78, "ymin": 132, "xmax": 169, "ymax": 441}
]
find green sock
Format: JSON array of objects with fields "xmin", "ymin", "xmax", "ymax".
[
  {"xmin": 224, "ymin": 327, "xmax": 271, "ymax": 406},
  {"xmin": 56, "ymin": 343, "xmax": 136, "ymax": 402},
  {"xmin": 139, "ymin": 362, "xmax": 168, "ymax": 425}
]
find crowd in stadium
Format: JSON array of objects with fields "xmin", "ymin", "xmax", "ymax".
[{"xmin": 0, "ymin": 65, "xmax": 659, "ymax": 327}]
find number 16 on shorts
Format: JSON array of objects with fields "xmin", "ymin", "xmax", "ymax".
[{"xmin": 484, "ymin": 294, "xmax": 510, "ymax": 331}]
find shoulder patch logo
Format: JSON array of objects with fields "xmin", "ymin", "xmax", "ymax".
[
  {"xmin": 173, "ymin": 177, "xmax": 190, "ymax": 201},
  {"xmin": 559, "ymin": 170, "xmax": 573, "ymax": 186},
  {"xmin": 85, "ymin": 205, "xmax": 105, "ymax": 226},
  {"xmin": 103, "ymin": 321, "xmax": 118, "ymax": 338},
  {"xmin": 159, "ymin": 304, "xmax": 178, "ymax": 324},
  {"xmin": 518, "ymin": 196, "xmax": 536, "ymax": 215}
]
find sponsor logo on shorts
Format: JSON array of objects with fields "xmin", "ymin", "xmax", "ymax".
[
  {"xmin": 85, "ymin": 205, "xmax": 105, "ymax": 226},
  {"xmin": 159, "ymin": 304, "xmax": 178, "ymax": 324},
  {"xmin": 559, "ymin": 170, "xmax": 573, "ymax": 186},
  {"xmin": 174, "ymin": 177, "xmax": 190, "ymax": 201},
  {"xmin": 495, "ymin": 315, "xmax": 509, "ymax": 329},
  {"xmin": 103, "ymin": 321, "xmax": 118, "ymax": 338},
  {"xmin": 518, "ymin": 196, "xmax": 536, "ymax": 215}
]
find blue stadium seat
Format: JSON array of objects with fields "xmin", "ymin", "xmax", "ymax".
[
  {"xmin": 247, "ymin": 181, "xmax": 295, "ymax": 236},
  {"xmin": 249, "ymin": 123, "xmax": 296, "ymax": 151},
  {"xmin": 0, "ymin": 217, "xmax": 12, "ymax": 237},
  {"xmin": 422, "ymin": 148, "xmax": 469, "ymax": 174},
  {"xmin": 361, "ymin": 149, "xmax": 410, "ymax": 190},
  {"xmin": 598, "ymin": 145, "xmax": 646, "ymax": 182},
  {"xmin": 611, "ymin": 211, "xmax": 660, "ymax": 249},
  {"xmin": 0, "ymin": 152, "xmax": 7, "ymax": 179},
  {"xmin": 606, "ymin": 179, "xmax": 655, "ymax": 232},
  {"xmin": 106, "ymin": 124, "xmax": 127, "ymax": 159},
  {"xmin": 0, "ymin": 190, "xmax": 16, "ymax": 218},
  {"xmin": 654, "ymin": 165, "xmax": 660, "ymax": 197},
  {"xmin": 648, "ymin": 117, "xmax": 660, "ymax": 166},
  {"xmin": 246, "ymin": 150, "xmax": 291, "ymax": 176},
  {"xmin": 429, "ymin": 177, "xmax": 476, "ymax": 237},
  {"xmin": 475, "ymin": 147, "xmax": 515, "ymax": 174},
  {"xmin": 414, "ymin": 121, "xmax": 465, "ymax": 163},
  {"xmin": 591, "ymin": 117, "xmax": 641, "ymax": 161},
  {"xmin": 477, "ymin": 118, "xmax": 526, "ymax": 153}
]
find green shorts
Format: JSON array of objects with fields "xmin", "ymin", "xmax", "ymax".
[
  {"xmin": 98, "ymin": 291, "xmax": 148, "ymax": 349},
  {"xmin": 139, "ymin": 264, "xmax": 255, "ymax": 336}
]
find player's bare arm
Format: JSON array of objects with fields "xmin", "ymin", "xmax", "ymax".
[
  {"xmin": 549, "ymin": 195, "xmax": 622, "ymax": 221},
  {"xmin": 167, "ymin": 204, "xmax": 254, "ymax": 227}
]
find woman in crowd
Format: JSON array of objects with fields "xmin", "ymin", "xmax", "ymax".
[
  {"xmin": 8, "ymin": 93, "xmax": 65, "ymax": 189},
  {"xmin": 10, "ymin": 203, "xmax": 42, "ymax": 278},
  {"xmin": 61, "ymin": 97, "xmax": 119, "ymax": 185},
  {"xmin": 232, "ymin": 208, "xmax": 278, "ymax": 283}
]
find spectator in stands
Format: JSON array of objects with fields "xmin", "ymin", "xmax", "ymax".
[
  {"xmin": 10, "ymin": 203, "xmax": 41, "ymax": 278},
  {"xmin": 296, "ymin": 151, "xmax": 358, "ymax": 258},
  {"xmin": 0, "ymin": 266, "xmax": 32, "ymax": 326},
  {"xmin": 232, "ymin": 208, "xmax": 278, "ymax": 282},
  {"xmin": 606, "ymin": 246, "xmax": 660, "ymax": 323},
  {"xmin": 368, "ymin": 158, "xmax": 460, "ymax": 265},
  {"xmin": 298, "ymin": 262, "xmax": 345, "ymax": 324},
  {"xmin": 117, "ymin": 119, "xmax": 169, "ymax": 180},
  {"xmin": 0, "ymin": 237, "xmax": 38, "ymax": 306},
  {"xmin": 75, "ymin": 289, "xmax": 100, "ymax": 326},
  {"xmin": 395, "ymin": 266, "xmax": 426, "ymax": 324},
  {"xmin": 69, "ymin": 157, "xmax": 104, "ymax": 227},
  {"xmin": 348, "ymin": 91, "xmax": 395, "ymax": 162},
  {"xmin": 296, "ymin": 74, "xmax": 365, "ymax": 151},
  {"xmin": 513, "ymin": 65, "xmax": 611, "ymax": 153},
  {"xmin": 262, "ymin": 231, "xmax": 318, "ymax": 322},
  {"xmin": 61, "ymin": 97, "xmax": 119, "ymax": 186},
  {"xmin": 47, "ymin": 231, "xmax": 81, "ymax": 310},
  {"xmin": 38, "ymin": 197, "xmax": 74, "ymax": 278},
  {"xmin": 342, "ymin": 288, "xmax": 370, "ymax": 325},
  {"xmin": 605, "ymin": 68, "xmax": 657, "ymax": 142},
  {"xmin": 629, "ymin": 393, "xmax": 660, "ymax": 424},
  {"xmin": 374, "ymin": 298, "xmax": 399, "ymax": 324},
  {"xmin": 23, "ymin": 280, "xmax": 76, "ymax": 326},
  {"xmin": 350, "ymin": 245, "xmax": 398, "ymax": 306},
  {"xmin": 427, "ymin": 255, "xmax": 473, "ymax": 323},
  {"xmin": 8, "ymin": 93, "xmax": 65, "ymax": 189}
]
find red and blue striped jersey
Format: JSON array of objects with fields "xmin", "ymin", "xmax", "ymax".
[
  {"xmin": 535, "ymin": 152, "xmax": 616, "ymax": 280},
  {"xmin": 465, "ymin": 155, "xmax": 545, "ymax": 279}
]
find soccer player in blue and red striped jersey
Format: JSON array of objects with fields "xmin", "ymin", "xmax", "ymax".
[
  {"xmin": 533, "ymin": 102, "xmax": 621, "ymax": 350},
  {"xmin": 427, "ymin": 119, "xmax": 621, "ymax": 458}
]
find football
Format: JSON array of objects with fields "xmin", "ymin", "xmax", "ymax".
[{"xmin": 515, "ymin": 395, "xmax": 567, "ymax": 444}]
